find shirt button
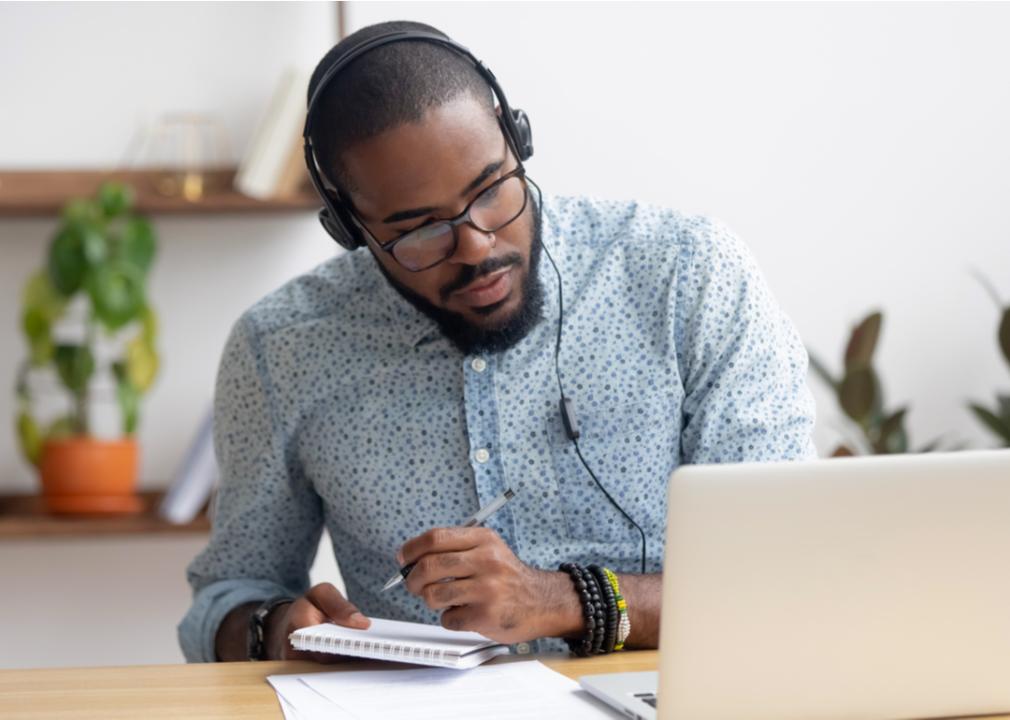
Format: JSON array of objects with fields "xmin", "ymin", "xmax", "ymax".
[
  {"xmin": 471, "ymin": 357, "xmax": 487, "ymax": 373},
  {"xmin": 516, "ymin": 642, "xmax": 531, "ymax": 655},
  {"xmin": 474, "ymin": 448, "xmax": 490, "ymax": 464}
]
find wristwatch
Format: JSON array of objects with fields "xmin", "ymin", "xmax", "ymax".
[{"xmin": 247, "ymin": 596, "xmax": 294, "ymax": 661}]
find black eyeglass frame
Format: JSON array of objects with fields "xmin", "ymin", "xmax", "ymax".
[{"xmin": 347, "ymin": 165, "xmax": 530, "ymax": 272}]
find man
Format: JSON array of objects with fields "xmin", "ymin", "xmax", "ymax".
[{"xmin": 179, "ymin": 20, "xmax": 816, "ymax": 663}]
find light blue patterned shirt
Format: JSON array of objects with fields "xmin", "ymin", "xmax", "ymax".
[{"xmin": 179, "ymin": 194, "xmax": 816, "ymax": 662}]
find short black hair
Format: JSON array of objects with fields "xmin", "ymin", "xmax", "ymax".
[{"xmin": 307, "ymin": 20, "xmax": 495, "ymax": 192}]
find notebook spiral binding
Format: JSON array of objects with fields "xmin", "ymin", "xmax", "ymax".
[{"xmin": 300, "ymin": 634, "xmax": 448, "ymax": 664}]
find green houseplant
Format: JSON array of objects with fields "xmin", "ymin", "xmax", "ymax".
[
  {"xmin": 15, "ymin": 181, "xmax": 160, "ymax": 514},
  {"xmin": 809, "ymin": 311, "xmax": 940, "ymax": 456},
  {"xmin": 967, "ymin": 275, "xmax": 1010, "ymax": 446}
]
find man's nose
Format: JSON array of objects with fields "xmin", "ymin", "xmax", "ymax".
[{"xmin": 447, "ymin": 222, "xmax": 495, "ymax": 266}]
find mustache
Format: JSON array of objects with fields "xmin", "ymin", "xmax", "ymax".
[{"xmin": 439, "ymin": 253, "xmax": 523, "ymax": 303}]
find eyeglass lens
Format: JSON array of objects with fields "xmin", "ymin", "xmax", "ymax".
[{"xmin": 391, "ymin": 174, "xmax": 527, "ymax": 271}]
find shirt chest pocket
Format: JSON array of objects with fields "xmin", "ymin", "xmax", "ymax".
[{"xmin": 544, "ymin": 395, "xmax": 677, "ymax": 545}]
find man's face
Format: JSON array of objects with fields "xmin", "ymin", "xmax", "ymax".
[{"xmin": 339, "ymin": 95, "xmax": 542, "ymax": 353}]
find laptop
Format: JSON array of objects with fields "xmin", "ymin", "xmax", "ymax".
[{"xmin": 580, "ymin": 449, "xmax": 1010, "ymax": 720}]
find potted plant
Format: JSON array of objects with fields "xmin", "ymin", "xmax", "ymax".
[
  {"xmin": 809, "ymin": 311, "xmax": 942, "ymax": 456},
  {"xmin": 15, "ymin": 182, "xmax": 160, "ymax": 514},
  {"xmin": 967, "ymin": 274, "xmax": 1010, "ymax": 446}
]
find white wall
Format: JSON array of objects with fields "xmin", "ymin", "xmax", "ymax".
[
  {"xmin": 1, "ymin": 0, "xmax": 1009, "ymax": 668},
  {"xmin": 348, "ymin": 1, "xmax": 1010, "ymax": 453}
]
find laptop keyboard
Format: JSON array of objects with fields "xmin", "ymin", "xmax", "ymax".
[{"xmin": 634, "ymin": 692, "xmax": 658, "ymax": 708}]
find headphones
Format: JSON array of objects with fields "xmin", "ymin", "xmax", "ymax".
[{"xmin": 302, "ymin": 28, "xmax": 534, "ymax": 251}]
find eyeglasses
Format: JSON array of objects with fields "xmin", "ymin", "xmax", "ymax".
[{"xmin": 353, "ymin": 167, "xmax": 529, "ymax": 272}]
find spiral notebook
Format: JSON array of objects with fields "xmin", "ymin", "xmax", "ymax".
[{"xmin": 288, "ymin": 618, "xmax": 510, "ymax": 669}]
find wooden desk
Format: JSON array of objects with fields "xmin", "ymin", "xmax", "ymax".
[{"xmin": 0, "ymin": 651, "xmax": 657, "ymax": 719}]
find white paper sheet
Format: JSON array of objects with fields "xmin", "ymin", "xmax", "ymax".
[
  {"xmin": 273, "ymin": 660, "xmax": 622, "ymax": 719},
  {"xmin": 267, "ymin": 674, "xmax": 357, "ymax": 720}
]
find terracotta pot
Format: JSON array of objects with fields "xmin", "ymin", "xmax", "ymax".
[{"xmin": 38, "ymin": 436, "xmax": 143, "ymax": 515}]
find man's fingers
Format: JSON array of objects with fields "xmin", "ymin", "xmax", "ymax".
[
  {"xmin": 305, "ymin": 583, "xmax": 370, "ymax": 629},
  {"xmin": 440, "ymin": 604, "xmax": 483, "ymax": 634},
  {"xmin": 419, "ymin": 578, "xmax": 480, "ymax": 611},
  {"xmin": 403, "ymin": 550, "xmax": 476, "ymax": 595},
  {"xmin": 399, "ymin": 526, "xmax": 493, "ymax": 566}
]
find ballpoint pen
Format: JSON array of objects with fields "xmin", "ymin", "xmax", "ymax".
[{"xmin": 381, "ymin": 487, "xmax": 518, "ymax": 591}]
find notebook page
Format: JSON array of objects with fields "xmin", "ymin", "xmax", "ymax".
[
  {"xmin": 292, "ymin": 660, "xmax": 622, "ymax": 720},
  {"xmin": 290, "ymin": 617, "xmax": 500, "ymax": 656}
]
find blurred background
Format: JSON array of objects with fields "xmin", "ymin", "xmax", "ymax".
[{"xmin": 1, "ymin": 1, "xmax": 1008, "ymax": 669}]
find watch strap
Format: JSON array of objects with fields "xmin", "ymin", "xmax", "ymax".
[{"xmin": 247, "ymin": 596, "xmax": 295, "ymax": 661}]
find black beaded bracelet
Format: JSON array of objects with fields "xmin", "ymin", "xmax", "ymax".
[
  {"xmin": 581, "ymin": 565, "xmax": 606, "ymax": 654},
  {"xmin": 588, "ymin": 564, "xmax": 618, "ymax": 654},
  {"xmin": 559, "ymin": 562, "xmax": 596, "ymax": 656}
]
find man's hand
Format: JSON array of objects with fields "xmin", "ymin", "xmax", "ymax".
[
  {"xmin": 398, "ymin": 527, "xmax": 583, "ymax": 644},
  {"xmin": 265, "ymin": 583, "xmax": 371, "ymax": 662}
]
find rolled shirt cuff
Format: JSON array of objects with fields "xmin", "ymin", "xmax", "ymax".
[{"xmin": 178, "ymin": 578, "xmax": 296, "ymax": 663}]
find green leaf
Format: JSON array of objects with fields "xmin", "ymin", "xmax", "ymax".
[
  {"xmin": 111, "ymin": 360, "xmax": 127, "ymax": 383},
  {"xmin": 47, "ymin": 226, "xmax": 88, "ymax": 296},
  {"xmin": 999, "ymin": 307, "xmax": 1010, "ymax": 369},
  {"xmin": 140, "ymin": 305, "xmax": 158, "ymax": 344},
  {"xmin": 22, "ymin": 271, "xmax": 67, "ymax": 320},
  {"xmin": 969, "ymin": 403, "xmax": 1010, "ymax": 445},
  {"xmin": 54, "ymin": 344, "xmax": 95, "ymax": 393},
  {"xmin": 119, "ymin": 216, "xmax": 156, "ymax": 273},
  {"xmin": 125, "ymin": 335, "xmax": 159, "ymax": 392},
  {"xmin": 844, "ymin": 312, "xmax": 882, "ymax": 371},
  {"xmin": 16, "ymin": 411, "xmax": 43, "ymax": 466},
  {"xmin": 86, "ymin": 262, "xmax": 146, "ymax": 331},
  {"xmin": 21, "ymin": 305, "xmax": 48, "ymax": 342},
  {"xmin": 81, "ymin": 225, "xmax": 109, "ymax": 266},
  {"xmin": 878, "ymin": 407, "xmax": 908, "ymax": 454},
  {"xmin": 807, "ymin": 351, "xmax": 837, "ymax": 390},
  {"xmin": 840, "ymin": 366, "xmax": 876, "ymax": 423},
  {"xmin": 98, "ymin": 182, "xmax": 134, "ymax": 218},
  {"xmin": 117, "ymin": 379, "xmax": 140, "ymax": 435},
  {"xmin": 21, "ymin": 308, "xmax": 53, "ymax": 366},
  {"xmin": 997, "ymin": 395, "xmax": 1010, "ymax": 423},
  {"xmin": 61, "ymin": 198, "xmax": 100, "ymax": 225}
]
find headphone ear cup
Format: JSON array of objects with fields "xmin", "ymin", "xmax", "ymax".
[
  {"xmin": 318, "ymin": 207, "xmax": 362, "ymax": 251},
  {"xmin": 510, "ymin": 108, "xmax": 534, "ymax": 161}
]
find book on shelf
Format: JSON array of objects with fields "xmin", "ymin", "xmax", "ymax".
[
  {"xmin": 235, "ymin": 67, "xmax": 312, "ymax": 200},
  {"xmin": 158, "ymin": 407, "xmax": 218, "ymax": 524}
]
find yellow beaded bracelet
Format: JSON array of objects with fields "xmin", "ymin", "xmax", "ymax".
[{"xmin": 603, "ymin": 567, "xmax": 630, "ymax": 650}]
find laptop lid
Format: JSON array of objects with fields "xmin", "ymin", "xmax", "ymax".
[{"xmin": 657, "ymin": 449, "xmax": 1010, "ymax": 720}]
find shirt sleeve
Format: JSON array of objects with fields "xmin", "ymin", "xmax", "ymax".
[
  {"xmin": 177, "ymin": 315, "xmax": 324, "ymax": 662},
  {"xmin": 673, "ymin": 217, "xmax": 818, "ymax": 464}
]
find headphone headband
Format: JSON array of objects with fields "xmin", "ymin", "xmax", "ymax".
[{"xmin": 303, "ymin": 27, "xmax": 534, "ymax": 252}]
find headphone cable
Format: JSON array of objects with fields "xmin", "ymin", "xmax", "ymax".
[{"xmin": 528, "ymin": 178, "xmax": 648, "ymax": 575}]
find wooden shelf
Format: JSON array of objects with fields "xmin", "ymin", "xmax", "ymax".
[
  {"xmin": 0, "ymin": 168, "xmax": 321, "ymax": 217},
  {"xmin": 0, "ymin": 491, "xmax": 210, "ymax": 539}
]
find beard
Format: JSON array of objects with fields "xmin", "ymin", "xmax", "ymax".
[{"xmin": 375, "ymin": 209, "xmax": 545, "ymax": 355}]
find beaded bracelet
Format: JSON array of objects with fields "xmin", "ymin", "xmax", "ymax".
[
  {"xmin": 559, "ymin": 562, "xmax": 597, "ymax": 657},
  {"xmin": 602, "ymin": 566, "xmax": 630, "ymax": 650},
  {"xmin": 588, "ymin": 564, "xmax": 618, "ymax": 654},
  {"xmin": 582, "ymin": 565, "xmax": 607, "ymax": 654}
]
